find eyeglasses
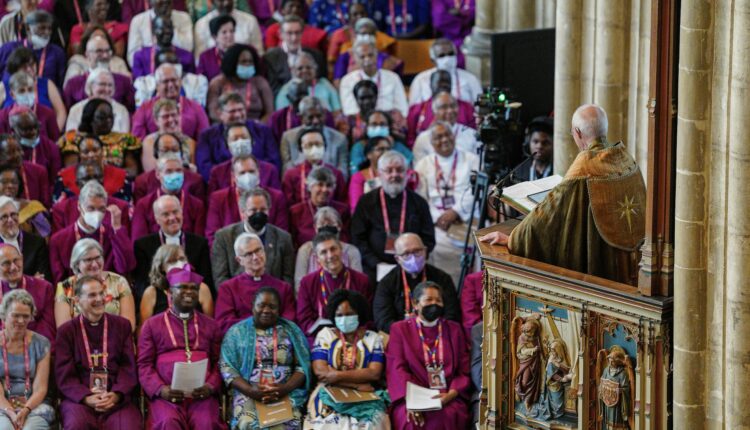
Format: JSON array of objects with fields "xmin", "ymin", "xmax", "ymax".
[
  {"xmin": 239, "ymin": 247, "xmax": 264, "ymax": 258},
  {"xmin": 0, "ymin": 213, "xmax": 18, "ymax": 222},
  {"xmin": 397, "ymin": 247, "xmax": 426, "ymax": 257}
]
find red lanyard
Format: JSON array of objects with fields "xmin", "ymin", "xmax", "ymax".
[
  {"xmin": 389, "ymin": 0, "xmax": 408, "ymax": 35},
  {"xmin": 79, "ymin": 315, "xmax": 108, "ymax": 371},
  {"xmin": 434, "ymin": 152, "xmax": 458, "ymax": 201},
  {"xmin": 379, "ymin": 189, "xmax": 407, "ymax": 236},
  {"xmin": 19, "ymin": 165, "xmax": 29, "ymax": 201},
  {"xmin": 286, "ymin": 108, "xmax": 293, "ymax": 131},
  {"xmin": 416, "ymin": 101, "xmax": 429, "ymax": 131},
  {"xmin": 415, "ymin": 319, "xmax": 443, "ymax": 369},
  {"xmin": 73, "ymin": 0, "xmax": 84, "ymax": 24},
  {"xmin": 163, "ymin": 311, "xmax": 200, "ymax": 362},
  {"xmin": 234, "ymin": 186, "xmax": 242, "ymax": 220},
  {"xmin": 37, "ymin": 47, "xmax": 46, "ymax": 78},
  {"xmin": 75, "ymin": 222, "xmax": 105, "ymax": 243},
  {"xmin": 319, "ymin": 269, "xmax": 350, "ymax": 316},
  {"xmin": 337, "ymin": 329, "xmax": 359, "ymax": 370},
  {"xmin": 255, "ymin": 327, "xmax": 278, "ymax": 369},
  {"xmin": 1, "ymin": 331, "xmax": 30, "ymax": 398},
  {"xmin": 334, "ymin": 2, "xmax": 346, "ymax": 24},
  {"xmin": 215, "ymin": 48, "xmax": 222, "ymax": 67},
  {"xmin": 401, "ymin": 269, "xmax": 425, "ymax": 316},
  {"xmin": 299, "ymin": 163, "xmax": 307, "ymax": 202},
  {"xmin": 267, "ymin": 0, "xmax": 276, "ymax": 14},
  {"xmin": 150, "ymin": 47, "xmax": 156, "ymax": 74}
]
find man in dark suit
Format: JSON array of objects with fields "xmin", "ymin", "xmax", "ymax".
[
  {"xmin": 263, "ymin": 14, "xmax": 326, "ymax": 93},
  {"xmin": 133, "ymin": 195, "xmax": 212, "ymax": 301},
  {"xmin": 0, "ymin": 196, "xmax": 51, "ymax": 279},
  {"xmin": 212, "ymin": 188, "xmax": 294, "ymax": 287}
]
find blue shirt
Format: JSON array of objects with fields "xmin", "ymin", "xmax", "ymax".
[
  {"xmin": 0, "ymin": 40, "xmax": 67, "ymax": 89},
  {"xmin": 308, "ymin": 0, "xmax": 352, "ymax": 33},
  {"xmin": 371, "ymin": 0, "xmax": 431, "ymax": 37}
]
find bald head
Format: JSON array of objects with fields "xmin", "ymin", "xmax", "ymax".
[
  {"xmin": 394, "ymin": 233, "xmax": 424, "ymax": 255},
  {"xmin": 571, "ymin": 104, "xmax": 608, "ymax": 150}
]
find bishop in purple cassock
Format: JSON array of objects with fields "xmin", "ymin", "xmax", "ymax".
[
  {"xmin": 63, "ymin": 72, "xmax": 135, "ymax": 111},
  {"xmin": 55, "ymin": 276, "xmax": 141, "ymax": 429},
  {"xmin": 8, "ymin": 105, "xmax": 62, "ymax": 186},
  {"xmin": 0, "ymin": 136, "xmax": 51, "ymax": 207},
  {"xmin": 51, "ymin": 195, "xmax": 131, "ymax": 234},
  {"xmin": 205, "ymin": 184, "xmax": 289, "ymax": 244},
  {"xmin": 207, "ymin": 159, "xmax": 281, "ymax": 195},
  {"xmin": 137, "ymin": 267, "xmax": 226, "ymax": 430},
  {"xmin": 296, "ymin": 234, "xmax": 372, "ymax": 344},
  {"xmin": 281, "ymin": 160, "xmax": 348, "ymax": 206},
  {"xmin": 133, "ymin": 167, "xmax": 206, "ymax": 203},
  {"xmin": 215, "ymin": 232, "xmax": 296, "ymax": 334}
]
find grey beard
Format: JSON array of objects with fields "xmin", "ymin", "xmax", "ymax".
[{"xmin": 381, "ymin": 182, "xmax": 405, "ymax": 197}]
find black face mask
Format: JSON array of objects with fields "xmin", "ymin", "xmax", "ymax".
[
  {"xmin": 318, "ymin": 225, "xmax": 339, "ymax": 236},
  {"xmin": 248, "ymin": 212, "xmax": 268, "ymax": 231},
  {"xmin": 420, "ymin": 304, "xmax": 445, "ymax": 322}
]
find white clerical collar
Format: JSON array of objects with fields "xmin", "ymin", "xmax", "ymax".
[
  {"xmin": 0, "ymin": 233, "xmax": 19, "ymax": 250},
  {"xmin": 163, "ymin": 230, "xmax": 181, "ymax": 245},
  {"xmin": 244, "ymin": 222, "xmax": 266, "ymax": 236}
]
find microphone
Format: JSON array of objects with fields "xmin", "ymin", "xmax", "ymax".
[{"xmin": 489, "ymin": 152, "xmax": 538, "ymax": 201}]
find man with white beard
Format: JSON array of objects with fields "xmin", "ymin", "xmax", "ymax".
[{"xmin": 351, "ymin": 150, "xmax": 435, "ymax": 284}]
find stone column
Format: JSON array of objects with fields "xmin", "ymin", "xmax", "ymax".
[
  {"xmin": 552, "ymin": 0, "xmax": 583, "ymax": 173},
  {"xmin": 593, "ymin": 0, "xmax": 629, "ymax": 143},
  {"xmin": 463, "ymin": 0, "xmax": 496, "ymax": 85},
  {"xmin": 508, "ymin": 0, "xmax": 536, "ymax": 31}
]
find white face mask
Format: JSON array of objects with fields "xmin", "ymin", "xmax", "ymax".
[
  {"xmin": 355, "ymin": 33, "xmax": 376, "ymax": 44},
  {"xmin": 229, "ymin": 139, "xmax": 253, "ymax": 157},
  {"xmin": 236, "ymin": 172, "xmax": 260, "ymax": 191},
  {"xmin": 30, "ymin": 34, "xmax": 50, "ymax": 50},
  {"xmin": 82, "ymin": 210, "xmax": 105, "ymax": 230},
  {"xmin": 435, "ymin": 55, "xmax": 458, "ymax": 72},
  {"xmin": 303, "ymin": 145, "xmax": 325, "ymax": 162}
]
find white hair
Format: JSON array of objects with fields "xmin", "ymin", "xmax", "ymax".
[
  {"xmin": 155, "ymin": 63, "xmax": 181, "ymax": 81},
  {"xmin": 0, "ymin": 196, "xmax": 19, "ymax": 212},
  {"xmin": 571, "ymin": 104, "xmax": 608, "ymax": 141},
  {"xmin": 353, "ymin": 38, "xmax": 376, "ymax": 54},
  {"xmin": 156, "ymin": 151, "xmax": 183, "ymax": 172},
  {"xmin": 377, "ymin": 150, "xmax": 407, "ymax": 171},
  {"xmin": 153, "ymin": 194, "xmax": 181, "ymax": 217},
  {"xmin": 305, "ymin": 166, "xmax": 336, "ymax": 190},
  {"xmin": 0, "ymin": 289, "xmax": 36, "ymax": 320},
  {"xmin": 70, "ymin": 238, "xmax": 103, "ymax": 275},
  {"xmin": 233, "ymin": 232, "xmax": 262, "ymax": 256},
  {"xmin": 293, "ymin": 51, "xmax": 317, "ymax": 70},
  {"xmin": 429, "ymin": 38, "xmax": 456, "ymax": 60},
  {"xmin": 313, "ymin": 206, "xmax": 342, "ymax": 226},
  {"xmin": 85, "ymin": 67, "xmax": 114, "ymax": 97},
  {"xmin": 79, "ymin": 180, "xmax": 107, "ymax": 204},
  {"xmin": 431, "ymin": 91, "xmax": 456, "ymax": 114}
]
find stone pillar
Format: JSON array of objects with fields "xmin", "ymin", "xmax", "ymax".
[
  {"xmin": 508, "ymin": 0, "xmax": 536, "ymax": 31},
  {"xmin": 673, "ymin": 0, "xmax": 711, "ymax": 426},
  {"xmin": 552, "ymin": 0, "xmax": 583, "ymax": 173}
]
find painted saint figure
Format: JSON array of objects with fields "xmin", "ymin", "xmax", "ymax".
[
  {"xmin": 598, "ymin": 345, "xmax": 633, "ymax": 430},
  {"xmin": 514, "ymin": 317, "xmax": 544, "ymax": 411}
]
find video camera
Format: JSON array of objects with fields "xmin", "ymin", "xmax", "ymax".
[{"xmin": 474, "ymin": 87, "xmax": 524, "ymax": 183}]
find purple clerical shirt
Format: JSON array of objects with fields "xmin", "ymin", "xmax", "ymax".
[
  {"xmin": 215, "ymin": 273, "xmax": 296, "ymax": 335},
  {"xmin": 23, "ymin": 135, "xmax": 61, "ymax": 186},
  {"xmin": 132, "ymin": 97, "xmax": 209, "ymax": 141},
  {"xmin": 281, "ymin": 160, "xmax": 348, "ymax": 206},
  {"xmin": 132, "ymin": 46, "xmax": 196, "ymax": 79},
  {"xmin": 19, "ymin": 161, "xmax": 50, "ymax": 208},
  {"xmin": 0, "ymin": 104, "xmax": 60, "ymax": 142},
  {"xmin": 50, "ymin": 196, "xmax": 131, "ymax": 234},
  {"xmin": 63, "ymin": 72, "xmax": 135, "ymax": 111},
  {"xmin": 204, "ymin": 185, "xmax": 288, "ymax": 245},
  {"xmin": 133, "ymin": 168, "xmax": 206, "ymax": 203},
  {"xmin": 288, "ymin": 200, "xmax": 350, "ymax": 249},
  {"xmin": 206, "ymin": 159, "xmax": 281, "ymax": 196},
  {"xmin": 197, "ymin": 48, "xmax": 223, "ymax": 82},
  {"xmin": 131, "ymin": 188, "xmax": 206, "ymax": 241}
]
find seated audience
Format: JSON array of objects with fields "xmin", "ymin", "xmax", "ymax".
[
  {"xmin": 206, "ymin": 122, "xmax": 281, "ymax": 195},
  {"xmin": 373, "ymin": 233, "xmax": 460, "ymax": 333},
  {"xmin": 279, "ymin": 96, "xmax": 347, "ymax": 175},
  {"xmin": 348, "ymin": 109, "xmax": 411, "ymax": 176},
  {"xmin": 0, "ymin": 290, "xmax": 54, "ymax": 429},
  {"xmin": 131, "ymin": 153, "xmax": 206, "ymax": 240},
  {"xmin": 281, "ymin": 127, "xmax": 348, "ymax": 206},
  {"xmin": 54, "ymin": 275, "xmax": 142, "ymax": 430},
  {"xmin": 126, "ymin": 0, "xmax": 193, "ymax": 66},
  {"xmin": 132, "ymin": 63, "xmax": 210, "ymax": 141},
  {"xmin": 132, "ymin": 14, "xmax": 195, "ymax": 79},
  {"xmin": 0, "ymin": 68, "xmax": 62, "ymax": 139},
  {"xmin": 135, "ymin": 132, "xmax": 204, "ymax": 200},
  {"xmin": 432, "ymin": 0, "xmax": 475, "ymax": 47},
  {"xmin": 68, "ymin": 0, "xmax": 128, "ymax": 57},
  {"xmin": 412, "ymin": 93, "xmax": 479, "ymax": 162},
  {"xmin": 121, "ymin": 0, "xmax": 188, "ymax": 24},
  {"xmin": 269, "ymin": 79, "xmax": 335, "ymax": 143},
  {"xmin": 372, "ymin": 0, "xmax": 432, "ymax": 39},
  {"xmin": 196, "ymin": 92, "xmax": 281, "ymax": 180},
  {"xmin": 296, "ymin": 232, "xmax": 371, "ymax": 343},
  {"xmin": 207, "ymin": 44, "xmax": 273, "ymax": 123},
  {"xmin": 0, "ymin": 11, "xmax": 65, "ymax": 88},
  {"xmin": 460, "ymin": 272, "xmax": 483, "ymax": 339},
  {"xmin": 53, "ymin": 134, "xmax": 132, "ymax": 202},
  {"xmin": 220, "ymin": 286, "xmax": 310, "ymax": 430},
  {"xmin": 305, "ymin": 289, "xmax": 389, "ymax": 429},
  {"xmin": 289, "ymin": 167, "xmax": 350, "ymax": 248},
  {"xmin": 264, "ymin": 14, "xmax": 326, "ymax": 94},
  {"xmin": 196, "ymin": 15, "xmax": 235, "ymax": 82},
  {"xmin": 276, "ymin": 52, "xmax": 341, "ymax": 114},
  {"xmin": 139, "ymin": 100, "xmax": 198, "ymax": 172},
  {"xmin": 194, "ymin": 0, "xmax": 263, "ymax": 58},
  {"xmin": 386, "ymin": 281, "xmax": 471, "ymax": 429},
  {"xmin": 332, "ymin": 18, "xmax": 404, "ymax": 84},
  {"xmin": 406, "ymin": 70, "xmax": 475, "ymax": 147},
  {"xmin": 205, "ymin": 154, "xmax": 289, "ymax": 243},
  {"xmin": 215, "ymin": 233, "xmax": 295, "ymax": 334},
  {"xmin": 512, "ymin": 117, "xmax": 554, "ymax": 182},
  {"xmin": 415, "ymin": 121, "xmax": 479, "ymax": 284},
  {"xmin": 64, "ymin": 26, "xmax": 131, "ymax": 85},
  {"xmin": 350, "ymin": 151, "xmax": 435, "ymax": 283},
  {"xmin": 338, "ymin": 80, "xmax": 406, "ymax": 150},
  {"xmin": 133, "ymin": 49, "xmax": 209, "ymax": 108},
  {"xmin": 9, "ymin": 106, "xmax": 61, "ymax": 185},
  {"xmin": 0, "ymin": 197, "xmax": 51, "ymax": 279},
  {"xmin": 0, "ymin": 0, "xmax": 36, "ymax": 44},
  {"xmin": 327, "ymin": 3, "xmax": 395, "ymax": 71},
  {"xmin": 65, "ymin": 68, "xmax": 131, "ymax": 133},
  {"xmin": 264, "ymin": 0, "xmax": 327, "ymax": 52},
  {"xmin": 137, "ymin": 266, "xmax": 225, "ymax": 430},
  {"xmin": 139, "ymin": 245, "xmax": 214, "ymax": 322},
  {"xmin": 236, "ymin": 0, "xmax": 282, "ymax": 29},
  {"xmin": 348, "ymin": 136, "xmax": 392, "ymax": 212},
  {"xmin": 340, "ymin": 39, "xmax": 407, "ymax": 118},
  {"xmin": 294, "ymin": 206, "xmax": 362, "ymax": 291},
  {"xmin": 470, "ymin": 321, "xmax": 483, "ymax": 424},
  {"xmin": 0, "ymin": 165, "xmax": 51, "ymax": 239},
  {"xmin": 409, "ymin": 38, "xmax": 483, "ymax": 106},
  {"xmin": 0, "ymin": 133, "xmax": 50, "ymax": 208},
  {"xmin": 308, "ymin": 0, "xmax": 353, "ymax": 33},
  {"xmin": 53, "ymin": 238, "xmax": 135, "ymax": 330},
  {"xmin": 0, "ymin": 244, "xmax": 55, "ymax": 341},
  {"xmin": 50, "ymin": 162, "xmax": 130, "ymax": 233},
  {"xmin": 133, "ymin": 196, "xmax": 212, "ymax": 297},
  {"xmin": 49, "ymin": 181, "xmax": 136, "ymax": 283},
  {"xmin": 211, "ymin": 188, "xmax": 294, "ymax": 286}
]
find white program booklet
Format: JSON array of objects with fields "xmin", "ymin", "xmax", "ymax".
[
  {"xmin": 502, "ymin": 174, "xmax": 563, "ymax": 213},
  {"xmin": 405, "ymin": 381, "xmax": 443, "ymax": 412},
  {"xmin": 171, "ymin": 359, "xmax": 208, "ymax": 394}
]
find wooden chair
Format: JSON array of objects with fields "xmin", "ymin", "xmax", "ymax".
[{"xmin": 393, "ymin": 39, "xmax": 437, "ymax": 77}]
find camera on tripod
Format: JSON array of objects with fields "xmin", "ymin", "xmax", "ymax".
[{"xmin": 474, "ymin": 87, "xmax": 524, "ymax": 184}]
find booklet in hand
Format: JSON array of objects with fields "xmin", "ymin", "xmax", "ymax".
[
  {"xmin": 405, "ymin": 381, "xmax": 442, "ymax": 412},
  {"xmin": 256, "ymin": 396, "xmax": 294, "ymax": 427},
  {"xmin": 323, "ymin": 386, "xmax": 380, "ymax": 404}
]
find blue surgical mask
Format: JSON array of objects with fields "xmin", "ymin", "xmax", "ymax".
[
  {"xmin": 335, "ymin": 315, "xmax": 359, "ymax": 334},
  {"xmin": 237, "ymin": 64, "xmax": 256, "ymax": 80},
  {"xmin": 367, "ymin": 125, "xmax": 389, "ymax": 138},
  {"xmin": 162, "ymin": 171, "xmax": 184, "ymax": 192},
  {"xmin": 19, "ymin": 136, "xmax": 39, "ymax": 148},
  {"xmin": 15, "ymin": 92, "xmax": 34, "ymax": 108}
]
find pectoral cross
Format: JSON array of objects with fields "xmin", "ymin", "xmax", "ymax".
[{"xmin": 90, "ymin": 350, "xmax": 105, "ymax": 367}]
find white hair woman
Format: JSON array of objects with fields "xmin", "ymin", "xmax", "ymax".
[
  {"xmin": 65, "ymin": 68, "xmax": 131, "ymax": 133},
  {"xmin": 0, "ymin": 289, "xmax": 54, "ymax": 429},
  {"xmin": 53, "ymin": 238, "xmax": 135, "ymax": 331}
]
